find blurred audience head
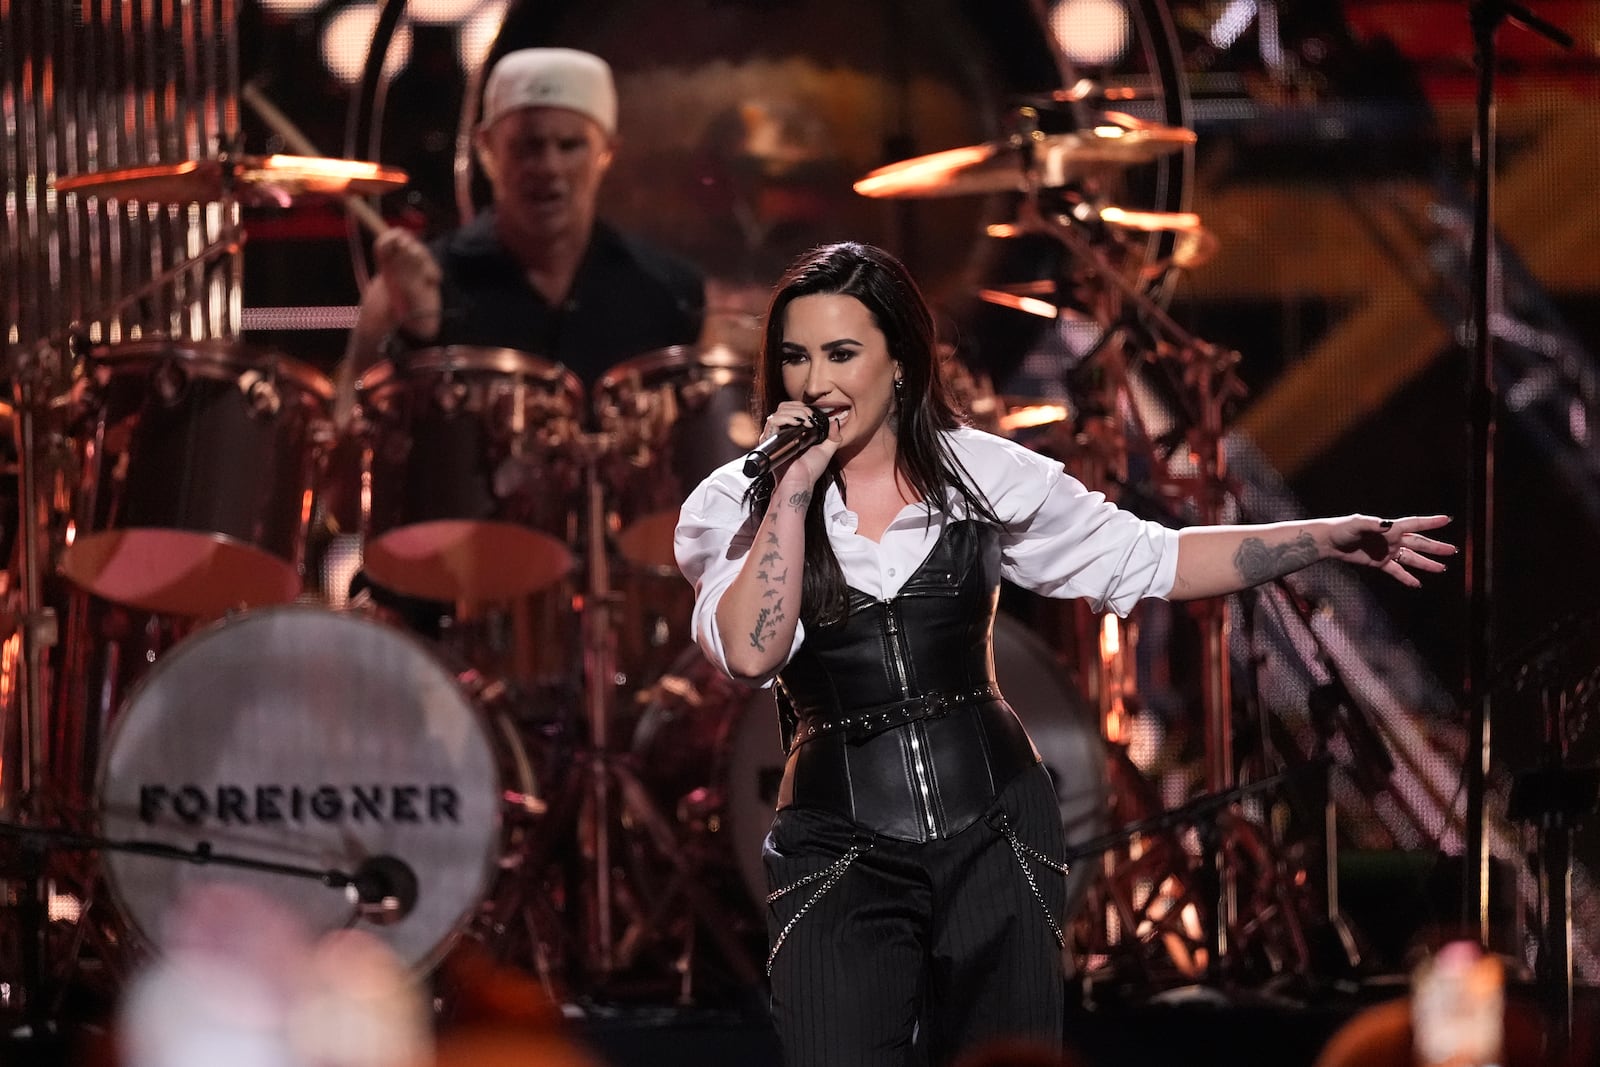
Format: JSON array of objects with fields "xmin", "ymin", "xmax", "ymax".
[{"xmin": 119, "ymin": 884, "xmax": 430, "ymax": 1067}]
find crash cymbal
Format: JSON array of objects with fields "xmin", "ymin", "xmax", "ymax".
[
  {"xmin": 985, "ymin": 205, "xmax": 1218, "ymax": 270},
  {"xmin": 1016, "ymin": 78, "xmax": 1164, "ymax": 108},
  {"xmin": 854, "ymin": 121, "xmax": 1195, "ymax": 200},
  {"xmin": 55, "ymin": 154, "xmax": 408, "ymax": 206},
  {"xmin": 986, "ymin": 206, "xmax": 1205, "ymax": 238},
  {"xmin": 977, "ymin": 286, "xmax": 1060, "ymax": 319},
  {"xmin": 997, "ymin": 397, "xmax": 1073, "ymax": 434}
]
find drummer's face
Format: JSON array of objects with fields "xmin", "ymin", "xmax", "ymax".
[
  {"xmin": 779, "ymin": 293, "xmax": 901, "ymax": 459},
  {"xmin": 477, "ymin": 107, "xmax": 614, "ymax": 241}
]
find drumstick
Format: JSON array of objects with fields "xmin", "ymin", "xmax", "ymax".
[{"xmin": 240, "ymin": 82, "xmax": 390, "ymax": 238}]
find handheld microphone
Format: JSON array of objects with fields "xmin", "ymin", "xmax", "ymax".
[
  {"xmin": 347, "ymin": 854, "xmax": 419, "ymax": 925},
  {"xmin": 743, "ymin": 407, "xmax": 829, "ymax": 479}
]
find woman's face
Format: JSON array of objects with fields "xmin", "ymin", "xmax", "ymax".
[{"xmin": 778, "ymin": 293, "xmax": 901, "ymax": 458}]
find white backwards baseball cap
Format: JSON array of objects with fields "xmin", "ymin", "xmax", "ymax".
[{"xmin": 479, "ymin": 48, "xmax": 617, "ymax": 135}]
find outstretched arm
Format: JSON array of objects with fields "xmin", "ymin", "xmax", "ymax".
[{"xmin": 1170, "ymin": 514, "xmax": 1455, "ymax": 601}]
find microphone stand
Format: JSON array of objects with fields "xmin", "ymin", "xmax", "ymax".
[
  {"xmin": 0, "ymin": 818, "xmax": 381, "ymax": 897},
  {"xmin": 1460, "ymin": 0, "xmax": 1572, "ymax": 950},
  {"xmin": 1062, "ymin": 759, "xmax": 1330, "ymax": 865}
]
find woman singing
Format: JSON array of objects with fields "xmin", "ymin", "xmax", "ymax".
[{"xmin": 674, "ymin": 241, "xmax": 1453, "ymax": 1066}]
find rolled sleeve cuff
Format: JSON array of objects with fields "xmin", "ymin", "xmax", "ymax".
[
  {"xmin": 1098, "ymin": 521, "xmax": 1180, "ymax": 616},
  {"xmin": 692, "ymin": 588, "xmax": 805, "ymax": 689}
]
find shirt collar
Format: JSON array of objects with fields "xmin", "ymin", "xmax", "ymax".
[{"xmin": 822, "ymin": 480, "xmax": 945, "ymax": 533}]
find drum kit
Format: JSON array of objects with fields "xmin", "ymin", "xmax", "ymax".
[
  {"xmin": 4, "ymin": 137, "xmax": 832, "ymax": 1021},
  {"xmin": 0, "ymin": 81, "xmax": 1338, "ymax": 1036}
]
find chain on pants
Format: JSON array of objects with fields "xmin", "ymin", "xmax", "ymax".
[{"xmin": 763, "ymin": 763, "xmax": 1068, "ymax": 1067}]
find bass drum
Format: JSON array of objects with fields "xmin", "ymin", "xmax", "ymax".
[
  {"xmin": 632, "ymin": 613, "xmax": 1108, "ymax": 920},
  {"xmin": 97, "ymin": 606, "xmax": 541, "ymax": 973}
]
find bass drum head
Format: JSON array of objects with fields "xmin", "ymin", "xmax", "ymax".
[
  {"xmin": 649, "ymin": 612, "xmax": 1108, "ymax": 920},
  {"xmin": 97, "ymin": 606, "xmax": 508, "ymax": 972}
]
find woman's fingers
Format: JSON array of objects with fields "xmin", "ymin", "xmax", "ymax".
[
  {"xmin": 763, "ymin": 402, "xmax": 823, "ymax": 437},
  {"xmin": 1401, "ymin": 533, "xmax": 1455, "ymax": 556}
]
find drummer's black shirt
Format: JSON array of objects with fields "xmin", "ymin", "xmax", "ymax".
[{"xmin": 425, "ymin": 209, "xmax": 705, "ymax": 388}]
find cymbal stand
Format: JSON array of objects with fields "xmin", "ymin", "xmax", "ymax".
[
  {"xmin": 3, "ymin": 335, "xmax": 69, "ymax": 1038},
  {"xmin": 1506, "ymin": 657, "xmax": 1600, "ymax": 1058},
  {"xmin": 1, "ymin": 210, "xmax": 247, "ymax": 1032},
  {"xmin": 1460, "ymin": 0, "xmax": 1575, "ymax": 951},
  {"xmin": 1010, "ymin": 188, "xmax": 1248, "ymax": 973},
  {"xmin": 567, "ymin": 435, "xmax": 759, "ymax": 994},
  {"xmin": 1068, "ymin": 761, "xmax": 1329, "ymax": 984}
]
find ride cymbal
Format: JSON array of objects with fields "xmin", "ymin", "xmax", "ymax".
[
  {"xmin": 854, "ymin": 121, "xmax": 1194, "ymax": 200},
  {"xmin": 55, "ymin": 154, "xmax": 408, "ymax": 206}
]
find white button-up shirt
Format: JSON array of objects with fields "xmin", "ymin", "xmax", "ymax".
[{"xmin": 674, "ymin": 425, "xmax": 1179, "ymax": 686}]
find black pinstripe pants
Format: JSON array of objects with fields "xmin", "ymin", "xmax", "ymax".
[{"xmin": 762, "ymin": 763, "xmax": 1068, "ymax": 1067}]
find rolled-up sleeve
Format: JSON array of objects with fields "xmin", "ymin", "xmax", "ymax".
[
  {"xmin": 952, "ymin": 431, "xmax": 1178, "ymax": 616},
  {"xmin": 673, "ymin": 463, "xmax": 806, "ymax": 685}
]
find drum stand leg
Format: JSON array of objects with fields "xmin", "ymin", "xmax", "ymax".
[
  {"xmin": 572, "ymin": 454, "xmax": 760, "ymax": 995},
  {"xmin": 0, "ymin": 345, "xmax": 66, "ymax": 1041}
]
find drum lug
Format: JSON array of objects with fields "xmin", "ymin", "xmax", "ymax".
[
  {"xmin": 308, "ymin": 417, "xmax": 338, "ymax": 452},
  {"xmin": 434, "ymin": 375, "xmax": 469, "ymax": 416},
  {"xmin": 238, "ymin": 370, "xmax": 281, "ymax": 417},
  {"xmin": 151, "ymin": 359, "xmax": 188, "ymax": 406}
]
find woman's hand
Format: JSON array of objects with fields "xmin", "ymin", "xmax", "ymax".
[
  {"xmin": 1324, "ymin": 514, "xmax": 1456, "ymax": 588},
  {"xmin": 761, "ymin": 401, "xmax": 845, "ymax": 490}
]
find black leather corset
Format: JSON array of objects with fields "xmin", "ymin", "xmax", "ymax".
[{"xmin": 774, "ymin": 520, "xmax": 1040, "ymax": 842}]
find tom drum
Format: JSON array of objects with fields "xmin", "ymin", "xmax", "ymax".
[
  {"xmin": 355, "ymin": 346, "xmax": 583, "ymax": 603},
  {"xmin": 60, "ymin": 340, "xmax": 333, "ymax": 617},
  {"xmin": 593, "ymin": 345, "xmax": 757, "ymax": 574}
]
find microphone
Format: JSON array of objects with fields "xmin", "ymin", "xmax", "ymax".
[
  {"xmin": 743, "ymin": 406, "xmax": 829, "ymax": 479},
  {"xmin": 346, "ymin": 854, "xmax": 419, "ymax": 925}
]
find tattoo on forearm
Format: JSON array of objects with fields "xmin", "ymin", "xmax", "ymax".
[
  {"xmin": 749, "ymin": 527, "xmax": 791, "ymax": 650},
  {"xmin": 748, "ymin": 597, "xmax": 785, "ymax": 652},
  {"xmin": 755, "ymin": 531, "xmax": 782, "ymax": 583},
  {"xmin": 787, "ymin": 489, "xmax": 811, "ymax": 511},
  {"xmin": 1233, "ymin": 533, "xmax": 1319, "ymax": 585}
]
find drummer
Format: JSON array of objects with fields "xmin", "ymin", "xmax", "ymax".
[
  {"xmin": 334, "ymin": 47, "xmax": 705, "ymax": 640},
  {"xmin": 338, "ymin": 46, "xmax": 706, "ymax": 413}
]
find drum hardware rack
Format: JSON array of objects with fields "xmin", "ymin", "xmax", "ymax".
[
  {"xmin": 529, "ymin": 436, "xmax": 762, "ymax": 997},
  {"xmin": 1240, "ymin": 576, "xmax": 1389, "ymax": 975},
  {"xmin": 1062, "ymin": 758, "xmax": 1332, "ymax": 989},
  {"xmin": 0, "ymin": 139, "xmax": 394, "ymax": 1030},
  {"xmin": 5, "ymin": 325, "xmax": 84, "ymax": 1037},
  {"xmin": 935, "ymin": 100, "xmax": 1359, "ymax": 987},
  {"xmin": 1496, "ymin": 610, "xmax": 1600, "ymax": 1058},
  {"xmin": 0, "ymin": 206, "xmax": 249, "ymax": 1032},
  {"xmin": 1005, "ymin": 188, "xmax": 1258, "ymax": 978}
]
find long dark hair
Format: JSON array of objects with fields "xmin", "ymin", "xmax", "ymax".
[{"xmin": 747, "ymin": 241, "xmax": 998, "ymax": 626}]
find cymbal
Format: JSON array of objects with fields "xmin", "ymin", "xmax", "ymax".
[
  {"xmin": 985, "ymin": 205, "xmax": 1218, "ymax": 270},
  {"xmin": 977, "ymin": 286, "xmax": 1059, "ymax": 319},
  {"xmin": 54, "ymin": 154, "xmax": 408, "ymax": 206},
  {"xmin": 1015, "ymin": 78, "xmax": 1164, "ymax": 108},
  {"xmin": 986, "ymin": 206, "xmax": 1205, "ymax": 238},
  {"xmin": 854, "ymin": 120, "xmax": 1195, "ymax": 200}
]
